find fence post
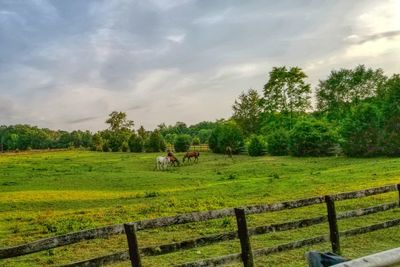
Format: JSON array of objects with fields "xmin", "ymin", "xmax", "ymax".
[
  {"xmin": 397, "ymin": 184, "xmax": 400, "ymax": 207},
  {"xmin": 325, "ymin": 195, "xmax": 341, "ymax": 255},
  {"xmin": 124, "ymin": 223, "xmax": 142, "ymax": 267},
  {"xmin": 234, "ymin": 208, "xmax": 255, "ymax": 267}
]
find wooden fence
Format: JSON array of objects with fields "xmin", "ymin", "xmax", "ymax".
[
  {"xmin": 1, "ymin": 184, "xmax": 399, "ymax": 266},
  {"xmin": 166, "ymin": 144, "xmax": 210, "ymax": 152}
]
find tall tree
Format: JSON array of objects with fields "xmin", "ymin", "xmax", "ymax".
[
  {"xmin": 105, "ymin": 111, "xmax": 134, "ymax": 131},
  {"xmin": 262, "ymin": 66, "xmax": 311, "ymax": 128},
  {"xmin": 316, "ymin": 65, "xmax": 387, "ymax": 116},
  {"xmin": 232, "ymin": 89, "xmax": 262, "ymax": 135}
]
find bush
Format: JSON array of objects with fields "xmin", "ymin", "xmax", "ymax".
[
  {"xmin": 266, "ymin": 129, "xmax": 289, "ymax": 156},
  {"xmin": 289, "ymin": 118, "xmax": 338, "ymax": 156},
  {"xmin": 209, "ymin": 121, "xmax": 244, "ymax": 154},
  {"xmin": 247, "ymin": 135, "xmax": 267, "ymax": 156},
  {"xmin": 340, "ymin": 103, "xmax": 382, "ymax": 157},
  {"xmin": 129, "ymin": 135, "xmax": 144, "ymax": 152},
  {"xmin": 381, "ymin": 75, "xmax": 400, "ymax": 156},
  {"xmin": 174, "ymin": 134, "xmax": 192, "ymax": 152},
  {"xmin": 192, "ymin": 136, "xmax": 200, "ymax": 145},
  {"xmin": 144, "ymin": 131, "xmax": 166, "ymax": 152}
]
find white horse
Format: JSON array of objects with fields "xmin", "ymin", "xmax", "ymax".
[{"xmin": 156, "ymin": 156, "xmax": 170, "ymax": 170}]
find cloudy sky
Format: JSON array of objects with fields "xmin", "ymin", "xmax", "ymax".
[{"xmin": 1, "ymin": 0, "xmax": 400, "ymax": 131}]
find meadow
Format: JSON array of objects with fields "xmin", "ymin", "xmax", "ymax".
[{"xmin": 1, "ymin": 150, "xmax": 400, "ymax": 266}]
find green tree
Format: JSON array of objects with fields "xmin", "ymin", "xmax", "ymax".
[
  {"xmin": 129, "ymin": 134, "xmax": 144, "ymax": 152},
  {"xmin": 247, "ymin": 135, "xmax": 266, "ymax": 156},
  {"xmin": 174, "ymin": 134, "xmax": 192, "ymax": 152},
  {"xmin": 316, "ymin": 65, "xmax": 387, "ymax": 118},
  {"xmin": 232, "ymin": 89, "xmax": 262, "ymax": 135},
  {"xmin": 381, "ymin": 75, "xmax": 400, "ymax": 155},
  {"xmin": 91, "ymin": 133, "xmax": 104, "ymax": 151},
  {"xmin": 289, "ymin": 118, "xmax": 338, "ymax": 157},
  {"xmin": 106, "ymin": 111, "xmax": 134, "ymax": 131},
  {"xmin": 192, "ymin": 136, "xmax": 200, "ymax": 145},
  {"xmin": 209, "ymin": 121, "xmax": 244, "ymax": 154},
  {"xmin": 144, "ymin": 130, "xmax": 166, "ymax": 152},
  {"xmin": 198, "ymin": 129, "xmax": 212, "ymax": 143},
  {"xmin": 340, "ymin": 102, "xmax": 382, "ymax": 157},
  {"xmin": 137, "ymin": 126, "xmax": 147, "ymax": 139},
  {"xmin": 266, "ymin": 128, "xmax": 290, "ymax": 156},
  {"xmin": 262, "ymin": 66, "xmax": 311, "ymax": 129}
]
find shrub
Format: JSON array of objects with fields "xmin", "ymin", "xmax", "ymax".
[
  {"xmin": 129, "ymin": 135, "xmax": 144, "ymax": 152},
  {"xmin": 174, "ymin": 134, "xmax": 192, "ymax": 152},
  {"xmin": 289, "ymin": 118, "xmax": 338, "ymax": 156},
  {"xmin": 209, "ymin": 121, "xmax": 244, "ymax": 154},
  {"xmin": 192, "ymin": 136, "xmax": 200, "ymax": 145},
  {"xmin": 340, "ymin": 103, "xmax": 382, "ymax": 157},
  {"xmin": 381, "ymin": 75, "xmax": 400, "ymax": 156},
  {"xmin": 266, "ymin": 128, "xmax": 289, "ymax": 156},
  {"xmin": 247, "ymin": 135, "xmax": 266, "ymax": 156},
  {"xmin": 144, "ymin": 131, "xmax": 166, "ymax": 152}
]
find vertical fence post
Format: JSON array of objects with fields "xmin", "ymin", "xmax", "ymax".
[
  {"xmin": 397, "ymin": 184, "xmax": 400, "ymax": 207},
  {"xmin": 234, "ymin": 208, "xmax": 255, "ymax": 267},
  {"xmin": 325, "ymin": 195, "xmax": 341, "ymax": 255},
  {"xmin": 124, "ymin": 223, "xmax": 142, "ymax": 267}
]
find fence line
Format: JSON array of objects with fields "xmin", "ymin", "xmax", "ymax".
[
  {"xmin": 61, "ymin": 201, "xmax": 398, "ymax": 267},
  {"xmin": 1, "ymin": 184, "xmax": 399, "ymax": 266}
]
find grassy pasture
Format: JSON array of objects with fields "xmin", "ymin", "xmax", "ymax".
[{"xmin": 1, "ymin": 150, "xmax": 400, "ymax": 266}]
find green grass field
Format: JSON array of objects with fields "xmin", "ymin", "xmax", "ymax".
[{"xmin": 1, "ymin": 151, "xmax": 400, "ymax": 266}]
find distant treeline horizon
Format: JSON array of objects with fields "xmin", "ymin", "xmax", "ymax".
[{"xmin": 1, "ymin": 64, "xmax": 399, "ymax": 157}]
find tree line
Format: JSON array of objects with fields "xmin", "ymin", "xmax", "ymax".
[
  {"xmin": 1, "ymin": 64, "xmax": 398, "ymax": 157},
  {"xmin": 228, "ymin": 65, "xmax": 400, "ymax": 157}
]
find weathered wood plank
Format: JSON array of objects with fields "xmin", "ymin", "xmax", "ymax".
[
  {"xmin": 325, "ymin": 195, "xmax": 340, "ymax": 254},
  {"xmin": 124, "ymin": 223, "xmax": 142, "ymax": 267},
  {"xmin": 175, "ymin": 253, "xmax": 242, "ymax": 267},
  {"xmin": 235, "ymin": 208, "xmax": 254, "ymax": 267},
  {"xmin": 0, "ymin": 224, "xmax": 124, "ymax": 259},
  {"xmin": 341, "ymin": 218, "xmax": 400, "ymax": 237},
  {"xmin": 332, "ymin": 185, "xmax": 396, "ymax": 201},
  {"xmin": 253, "ymin": 235, "xmax": 329, "ymax": 258},
  {"xmin": 61, "ymin": 251, "xmax": 129, "ymax": 267}
]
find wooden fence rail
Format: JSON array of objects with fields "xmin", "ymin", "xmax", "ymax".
[{"xmin": 1, "ymin": 184, "xmax": 399, "ymax": 267}]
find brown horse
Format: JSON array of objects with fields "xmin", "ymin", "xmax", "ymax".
[{"xmin": 183, "ymin": 151, "xmax": 200, "ymax": 163}]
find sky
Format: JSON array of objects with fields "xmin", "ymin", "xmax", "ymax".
[{"xmin": 1, "ymin": 0, "xmax": 400, "ymax": 131}]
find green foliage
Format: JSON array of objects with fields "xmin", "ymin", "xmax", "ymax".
[
  {"xmin": 266, "ymin": 128, "xmax": 290, "ymax": 156},
  {"xmin": 198, "ymin": 129, "xmax": 212, "ymax": 143},
  {"xmin": 105, "ymin": 111, "xmax": 134, "ymax": 131},
  {"xmin": 340, "ymin": 102, "xmax": 382, "ymax": 157},
  {"xmin": 381, "ymin": 75, "xmax": 400, "ymax": 156},
  {"xmin": 262, "ymin": 66, "xmax": 311, "ymax": 118},
  {"xmin": 144, "ymin": 131, "xmax": 166, "ymax": 152},
  {"xmin": 192, "ymin": 136, "xmax": 200, "ymax": 145},
  {"xmin": 129, "ymin": 135, "xmax": 144, "ymax": 152},
  {"xmin": 247, "ymin": 135, "xmax": 266, "ymax": 156},
  {"xmin": 209, "ymin": 121, "xmax": 244, "ymax": 154},
  {"xmin": 232, "ymin": 89, "xmax": 262, "ymax": 135},
  {"xmin": 91, "ymin": 133, "xmax": 103, "ymax": 151},
  {"xmin": 316, "ymin": 65, "xmax": 387, "ymax": 119},
  {"xmin": 289, "ymin": 119, "xmax": 338, "ymax": 156},
  {"xmin": 164, "ymin": 133, "xmax": 177, "ymax": 145},
  {"xmin": 174, "ymin": 134, "xmax": 192, "ymax": 152}
]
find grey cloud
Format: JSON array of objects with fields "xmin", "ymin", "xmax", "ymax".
[
  {"xmin": 67, "ymin": 116, "xmax": 99, "ymax": 124},
  {"xmin": 358, "ymin": 30, "xmax": 400, "ymax": 44}
]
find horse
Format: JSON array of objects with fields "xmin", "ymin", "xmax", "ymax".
[
  {"xmin": 183, "ymin": 151, "xmax": 200, "ymax": 163},
  {"xmin": 155, "ymin": 156, "xmax": 170, "ymax": 170},
  {"xmin": 169, "ymin": 155, "xmax": 180, "ymax": 166}
]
